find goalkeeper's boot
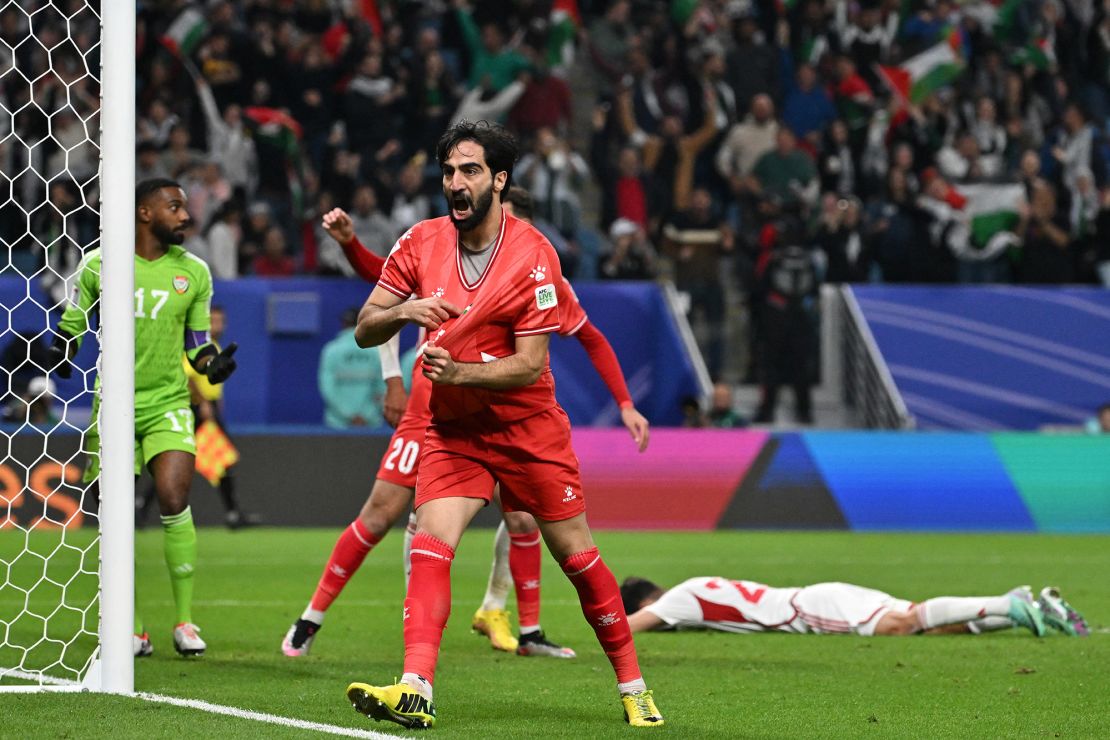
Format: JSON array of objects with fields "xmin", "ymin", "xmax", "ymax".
[
  {"xmin": 282, "ymin": 618, "xmax": 320, "ymax": 657},
  {"xmin": 1038, "ymin": 586, "xmax": 1089, "ymax": 636},
  {"xmin": 173, "ymin": 622, "xmax": 207, "ymax": 656},
  {"xmin": 347, "ymin": 681, "xmax": 435, "ymax": 729},
  {"xmin": 516, "ymin": 630, "xmax": 576, "ymax": 658},
  {"xmin": 133, "ymin": 632, "xmax": 153, "ymax": 658},
  {"xmin": 622, "ymin": 690, "xmax": 664, "ymax": 728},
  {"xmin": 471, "ymin": 608, "xmax": 518, "ymax": 652},
  {"xmin": 1006, "ymin": 589, "xmax": 1047, "ymax": 637}
]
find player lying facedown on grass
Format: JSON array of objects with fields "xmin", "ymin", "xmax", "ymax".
[
  {"xmin": 282, "ymin": 188, "xmax": 651, "ymax": 663},
  {"xmin": 621, "ymin": 576, "xmax": 1089, "ymax": 637},
  {"xmin": 50, "ymin": 178, "xmax": 238, "ymax": 659},
  {"xmin": 340, "ymin": 120, "xmax": 662, "ymax": 729}
]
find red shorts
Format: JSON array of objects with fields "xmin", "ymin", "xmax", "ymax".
[
  {"xmin": 375, "ymin": 371, "xmax": 433, "ymax": 489},
  {"xmin": 415, "ymin": 406, "xmax": 584, "ymax": 522}
]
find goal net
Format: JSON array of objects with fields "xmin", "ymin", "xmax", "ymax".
[{"xmin": 0, "ymin": 1, "xmax": 133, "ymax": 692}]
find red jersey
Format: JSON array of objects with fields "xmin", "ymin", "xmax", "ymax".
[{"xmin": 378, "ymin": 213, "xmax": 565, "ymax": 424}]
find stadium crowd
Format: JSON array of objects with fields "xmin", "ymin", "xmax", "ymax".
[{"xmin": 2, "ymin": 0, "xmax": 1110, "ymax": 391}]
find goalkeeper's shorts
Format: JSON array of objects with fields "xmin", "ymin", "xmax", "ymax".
[
  {"xmin": 415, "ymin": 406, "xmax": 585, "ymax": 522},
  {"xmin": 83, "ymin": 400, "xmax": 196, "ymax": 482}
]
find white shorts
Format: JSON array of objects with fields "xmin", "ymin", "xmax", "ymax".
[{"xmin": 791, "ymin": 582, "xmax": 913, "ymax": 637}]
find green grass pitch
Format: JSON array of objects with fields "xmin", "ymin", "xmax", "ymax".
[{"xmin": 2, "ymin": 528, "xmax": 1107, "ymax": 738}]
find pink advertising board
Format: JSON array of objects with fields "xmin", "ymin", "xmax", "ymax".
[{"xmin": 571, "ymin": 429, "xmax": 770, "ymax": 530}]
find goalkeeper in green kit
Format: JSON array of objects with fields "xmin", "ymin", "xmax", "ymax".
[{"xmin": 50, "ymin": 178, "xmax": 238, "ymax": 658}]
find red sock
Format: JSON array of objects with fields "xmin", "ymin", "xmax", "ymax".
[
  {"xmin": 310, "ymin": 519, "xmax": 380, "ymax": 612},
  {"xmin": 403, "ymin": 532, "xmax": 455, "ymax": 684},
  {"xmin": 509, "ymin": 531, "xmax": 542, "ymax": 629},
  {"xmin": 561, "ymin": 547, "xmax": 642, "ymax": 684}
]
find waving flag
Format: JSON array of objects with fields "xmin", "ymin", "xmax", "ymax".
[{"xmin": 879, "ymin": 28, "xmax": 966, "ymax": 105}]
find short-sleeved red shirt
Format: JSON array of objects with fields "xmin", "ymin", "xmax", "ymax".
[{"xmin": 378, "ymin": 213, "xmax": 566, "ymax": 424}]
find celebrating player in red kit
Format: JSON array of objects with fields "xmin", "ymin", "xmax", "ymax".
[{"xmin": 344, "ymin": 121, "xmax": 663, "ymax": 729}]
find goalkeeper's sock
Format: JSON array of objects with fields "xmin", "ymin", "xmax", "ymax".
[
  {"xmin": 480, "ymin": 521, "xmax": 512, "ymax": 611},
  {"xmin": 403, "ymin": 533, "xmax": 454, "ymax": 685},
  {"xmin": 161, "ymin": 507, "xmax": 197, "ymax": 625},
  {"xmin": 402, "ymin": 513, "xmax": 417, "ymax": 587},
  {"xmin": 135, "ymin": 613, "xmax": 144, "ymax": 635},
  {"xmin": 917, "ymin": 595, "xmax": 1009, "ymax": 630},
  {"xmin": 561, "ymin": 547, "xmax": 642, "ymax": 684},
  {"xmin": 309, "ymin": 519, "xmax": 380, "ymax": 613},
  {"xmin": 509, "ymin": 530, "xmax": 542, "ymax": 631}
]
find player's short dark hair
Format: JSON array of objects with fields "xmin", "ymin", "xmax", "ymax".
[
  {"xmin": 436, "ymin": 120, "xmax": 518, "ymax": 202},
  {"xmin": 620, "ymin": 576, "xmax": 662, "ymax": 616},
  {"xmin": 504, "ymin": 186, "xmax": 534, "ymax": 220},
  {"xmin": 136, "ymin": 177, "xmax": 183, "ymax": 207}
]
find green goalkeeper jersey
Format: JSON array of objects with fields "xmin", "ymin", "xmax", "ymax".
[{"xmin": 58, "ymin": 245, "xmax": 214, "ymax": 412}]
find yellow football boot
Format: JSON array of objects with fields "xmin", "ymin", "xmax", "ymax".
[
  {"xmin": 622, "ymin": 689, "xmax": 664, "ymax": 728},
  {"xmin": 471, "ymin": 608, "xmax": 519, "ymax": 652},
  {"xmin": 347, "ymin": 681, "xmax": 435, "ymax": 730}
]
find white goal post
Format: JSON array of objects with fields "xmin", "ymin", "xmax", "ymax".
[{"xmin": 0, "ymin": 1, "xmax": 133, "ymax": 693}]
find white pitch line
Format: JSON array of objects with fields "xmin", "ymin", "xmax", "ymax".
[{"xmin": 134, "ymin": 692, "xmax": 400, "ymax": 739}]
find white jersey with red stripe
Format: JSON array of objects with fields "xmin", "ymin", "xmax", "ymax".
[{"xmin": 643, "ymin": 577, "xmax": 805, "ymax": 633}]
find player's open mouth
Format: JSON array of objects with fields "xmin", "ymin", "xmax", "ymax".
[{"xmin": 451, "ymin": 194, "xmax": 472, "ymax": 219}]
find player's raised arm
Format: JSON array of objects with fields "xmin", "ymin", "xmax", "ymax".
[
  {"xmin": 422, "ymin": 333, "xmax": 550, "ymax": 388},
  {"xmin": 321, "ymin": 208, "xmax": 387, "ymax": 283}
]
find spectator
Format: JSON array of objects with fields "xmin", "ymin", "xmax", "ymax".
[
  {"xmin": 1018, "ymin": 180, "xmax": 1072, "ymax": 283},
  {"xmin": 600, "ymin": 218, "xmax": 657, "ymax": 280},
  {"xmin": 816, "ymin": 195, "xmax": 870, "ymax": 283},
  {"xmin": 318, "ymin": 308, "xmax": 385, "ymax": 429},
  {"xmin": 818, "ymin": 120, "xmax": 857, "ymax": 196},
  {"xmin": 707, "ymin": 383, "xmax": 745, "ymax": 428},
  {"xmin": 160, "ymin": 124, "xmax": 204, "ymax": 180},
  {"xmin": 453, "ymin": 0, "xmax": 530, "ymax": 92},
  {"xmin": 783, "ymin": 64, "xmax": 837, "ymax": 144},
  {"xmin": 723, "ymin": 6, "xmax": 780, "ymax": 113},
  {"xmin": 136, "ymin": 141, "xmax": 168, "ymax": 182},
  {"xmin": 585, "ymin": 0, "xmax": 633, "ymax": 95},
  {"xmin": 195, "ymin": 76, "xmax": 257, "ymax": 200},
  {"xmin": 508, "ymin": 55, "xmax": 573, "ymax": 138},
  {"xmin": 662, "ymin": 187, "xmax": 733, "ymax": 380},
  {"xmin": 1086, "ymin": 403, "xmax": 1110, "ymax": 434},
  {"xmin": 515, "ymin": 127, "xmax": 590, "ymax": 238},
  {"xmin": 389, "ymin": 159, "xmax": 433, "ymax": 236},
  {"xmin": 205, "ymin": 199, "xmax": 242, "ymax": 280},
  {"xmin": 749, "ymin": 128, "xmax": 819, "ymax": 210},
  {"xmin": 716, "ymin": 94, "xmax": 779, "ymax": 189},
  {"xmin": 252, "ymin": 226, "xmax": 297, "ymax": 277},
  {"xmin": 348, "ymin": 185, "xmax": 396, "ymax": 257}
]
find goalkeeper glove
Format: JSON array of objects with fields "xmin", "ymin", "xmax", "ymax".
[
  {"xmin": 204, "ymin": 342, "xmax": 238, "ymax": 384},
  {"xmin": 47, "ymin": 333, "xmax": 73, "ymax": 379}
]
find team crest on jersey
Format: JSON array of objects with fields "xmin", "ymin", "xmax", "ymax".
[
  {"xmin": 535, "ymin": 283, "xmax": 557, "ymax": 311},
  {"xmin": 529, "ymin": 266, "xmax": 546, "ymax": 282},
  {"xmin": 172, "ymin": 275, "xmax": 189, "ymax": 294}
]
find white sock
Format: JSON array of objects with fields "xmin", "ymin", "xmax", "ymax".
[
  {"xmin": 617, "ymin": 677, "xmax": 647, "ymax": 696},
  {"xmin": 401, "ymin": 672, "xmax": 433, "ymax": 701},
  {"xmin": 519, "ymin": 624, "xmax": 541, "ymax": 636},
  {"xmin": 480, "ymin": 521, "xmax": 512, "ymax": 612},
  {"xmin": 301, "ymin": 607, "xmax": 325, "ymax": 625},
  {"xmin": 919, "ymin": 596, "xmax": 1009, "ymax": 629},
  {"xmin": 402, "ymin": 512, "xmax": 417, "ymax": 588},
  {"xmin": 967, "ymin": 615, "xmax": 1014, "ymax": 634}
]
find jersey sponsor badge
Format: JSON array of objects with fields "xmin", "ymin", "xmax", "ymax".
[
  {"xmin": 535, "ymin": 283, "xmax": 557, "ymax": 311},
  {"xmin": 172, "ymin": 275, "xmax": 190, "ymax": 294}
]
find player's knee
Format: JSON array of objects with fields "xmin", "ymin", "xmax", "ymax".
[
  {"xmin": 503, "ymin": 510, "xmax": 537, "ymax": 534},
  {"xmin": 156, "ymin": 488, "xmax": 189, "ymax": 517}
]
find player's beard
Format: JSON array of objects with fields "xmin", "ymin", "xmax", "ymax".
[
  {"xmin": 446, "ymin": 183, "xmax": 494, "ymax": 233},
  {"xmin": 152, "ymin": 220, "xmax": 187, "ymax": 247}
]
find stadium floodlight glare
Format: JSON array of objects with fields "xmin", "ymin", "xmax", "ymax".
[{"xmin": 0, "ymin": 2, "xmax": 134, "ymax": 693}]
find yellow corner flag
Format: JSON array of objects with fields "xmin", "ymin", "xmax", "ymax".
[{"xmin": 195, "ymin": 420, "xmax": 239, "ymax": 486}]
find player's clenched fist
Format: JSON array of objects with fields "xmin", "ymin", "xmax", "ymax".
[
  {"xmin": 398, "ymin": 297, "xmax": 461, "ymax": 330},
  {"xmin": 421, "ymin": 345, "xmax": 459, "ymax": 384},
  {"xmin": 321, "ymin": 208, "xmax": 355, "ymax": 245}
]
